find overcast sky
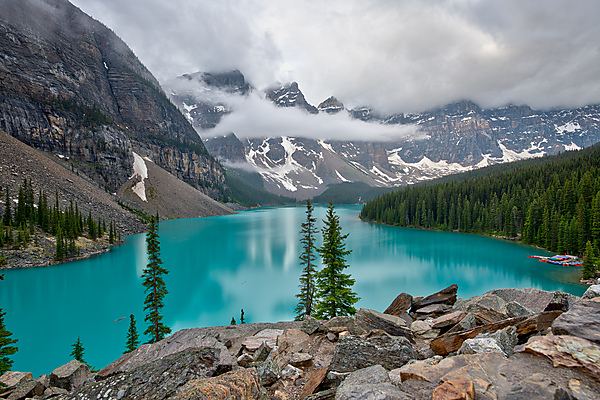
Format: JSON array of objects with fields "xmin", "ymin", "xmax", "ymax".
[{"xmin": 71, "ymin": 0, "xmax": 600, "ymax": 115}]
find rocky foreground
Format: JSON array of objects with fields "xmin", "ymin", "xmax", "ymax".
[{"xmin": 2, "ymin": 284, "xmax": 600, "ymax": 400}]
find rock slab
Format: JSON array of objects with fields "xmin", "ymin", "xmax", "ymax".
[
  {"xmin": 335, "ymin": 365, "xmax": 406, "ymax": 400},
  {"xmin": 174, "ymin": 367, "xmax": 267, "ymax": 400}
]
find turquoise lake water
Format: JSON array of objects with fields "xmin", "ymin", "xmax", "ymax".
[{"xmin": 0, "ymin": 205, "xmax": 586, "ymax": 376}]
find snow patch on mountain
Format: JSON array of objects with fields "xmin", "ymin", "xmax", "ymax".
[{"xmin": 131, "ymin": 152, "xmax": 148, "ymax": 202}]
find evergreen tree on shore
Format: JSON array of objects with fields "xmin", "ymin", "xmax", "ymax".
[
  {"xmin": 295, "ymin": 200, "xmax": 318, "ymax": 320},
  {"xmin": 0, "ymin": 274, "xmax": 18, "ymax": 375},
  {"xmin": 70, "ymin": 336, "xmax": 86, "ymax": 364},
  {"xmin": 141, "ymin": 214, "xmax": 171, "ymax": 343},
  {"xmin": 314, "ymin": 200, "xmax": 359, "ymax": 319},
  {"xmin": 124, "ymin": 314, "xmax": 140, "ymax": 354}
]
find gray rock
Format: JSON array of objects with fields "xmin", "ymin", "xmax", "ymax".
[
  {"xmin": 458, "ymin": 337, "xmax": 506, "ymax": 356},
  {"xmin": 301, "ymin": 315, "xmax": 323, "ymax": 335},
  {"xmin": 355, "ymin": 308, "xmax": 414, "ymax": 341},
  {"xmin": 552, "ymin": 298, "xmax": 600, "ymax": 344},
  {"xmin": 253, "ymin": 341, "xmax": 272, "ymax": 362},
  {"xmin": 56, "ymin": 348, "xmax": 222, "ymax": 400},
  {"xmin": 43, "ymin": 387, "xmax": 68, "ymax": 397},
  {"xmin": 0, "ymin": 372, "xmax": 33, "ymax": 389},
  {"xmin": 256, "ymin": 359, "xmax": 281, "ymax": 386},
  {"xmin": 335, "ymin": 365, "xmax": 406, "ymax": 400},
  {"xmin": 323, "ymin": 371, "xmax": 350, "ymax": 389},
  {"xmin": 98, "ymin": 329, "xmax": 234, "ymax": 378},
  {"xmin": 411, "ymin": 284, "xmax": 458, "ymax": 312},
  {"xmin": 582, "ymin": 284, "xmax": 600, "ymax": 299},
  {"xmin": 487, "ymin": 288, "xmax": 578, "ymax": 313},
  {"xmin": 446, "ymin": 312, "xmax": 476, "ymax": 334},
  {"xmin": 5, "ymin": 379, "xmax": 44, "ymax": 400},
  {"xmin": 290, "ymin": 352, "xmax": 313, "ymax": 368},
  {"xmin": 324, "ymin": 316, "xmax": 365, "ymax": 336},
  {"xmin": 281, "ymin": 364, "xmax": 303, "ymax": 380},
  {"xmin": 415, "ymin": 304, "xmax": 451, "ymax": 314},
  {"xmin": 489, "ymin": 326, "xmax": 518, "ymax": 357},
  {"xmin": 329, "ymin": 334, "xmax": 417, "ymax": 373},
  {"xmin": 506, "ymin": 301, "xmax": 533, "ymax": 318},
  {"xmin": 49, "ymin": 360, "xmax": 91, "ymax": 391},
  {"xmin": 544, "ymin": 291, "xmax": 576, "ymax": 312}
]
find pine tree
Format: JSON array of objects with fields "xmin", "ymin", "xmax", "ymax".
[
  {"xmin": 240, "ymin": 309, "xmax": 245, "ymax": 324},
  {"xmin": 123, "ymin": 314, "xmax": 140, "ymax": 354},
  {"xmin": 55, "ymin": 226, "xmax": 64, "ymax": 261},
  {"xmin": 314, "ymin": 199, "xmax": 359, "ymax": 319},
  {"xmin": 141, "ymin": 214, "xmax": 171, "ymax": 343},
  {"xmin": 295, "ymin": 200, "xmax": 318, "ymax": 320},
  {"xmin": 230, "ymin": 317, "xmax": 236, "ymax": 325},
  {"xmin": 0, "ymin": 274, "xmax": 18, "ymax": 375},
  {"xmin": 70, "ymin": 337, "xmax": 86, "ymax": 364}
]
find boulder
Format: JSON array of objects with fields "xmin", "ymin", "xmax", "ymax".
[
  {"xmin": 253, "ymin": 341, "xmax": 272, "ymax": 362},
  {"xmin": 582, "ymin": 284, "xmax": 600, "ymax": 299},
  {"xmin": 384, "ymin": 292, "xmax": 413, "ymax": 316},
  {"xmin": 412, "ymin": 284, "xmax": 458, "ymax": 312},
  {"xmin": 432, "ymin": 378, "xmax": 475, "ymax": 400},
  {"xmin": 446, "ymin": 313, "xmax": 476, "ymax": 335},
  {"xmin": 98, "ymin": 329, "xmax": 235, "ymax": 378},
  {"xmin": 486, "ymin": 288, "xmax": 578, "ymax": 313},
  {"xmin": 0, "ymin": 372, "xmax": 33, "ymax": 389},
  {"xmin": 335, "ymin": 365, "xmax": 406, "ymax": 400},
  {"xmin": 458, "ymin": 338, "xmax": 506, "ymax": 357},
  {"xmin": 256, "ymin": 359, "xmax": 281, "ymax": 386},
  {"xmin": 58, "ymin": 348, "xmax": 223, "ymax": 400},
  {"xmin": 323, "ymin": 316, "xmax": 365, "ymax": 336},
  {"xmin": 552, "ymin": 298, "xmax": 600, "ymax": 344},
  {"xmin": 299, "ymin": 366, "xmax": 329, "ymax": 399},
  {"xmin": 281, "ymin": 364, "xmax": 302, "ymax": 380},
  {"xmin": 301, "ymin": 315, "xmax": 322, "ymax": 335},
  {"xmin": 290, "ymin": 352, "xmax": 313, "ymax": 368},
  {"xmin": 5, "ymin": 379, "xmax": 44, "ymax": 400},
  {"xmin": 456, "ymin": 293, "xmax": 509, "ymax": 324},
  {"xmin": 237, "ymin": 353, "xmax": 254, "ymax": 367},
  {"xmin": 277, "ymin": 328, "xmax": 310, "ymax": 352},
  {"xmin": 506, "ymin": 301, "xmax": 532, "ymax": 318},
  {"xmin": 242, "ymin": 328, "xmax": 283, "ymax": 352},
  {"xmin": 354, "ymin": 308, "xmax": 414, "ymax": 341},
  {"xmin": 522, "ymin": 335, "xmax": 600, "ymax": 380},
  {"xmin": 174, "ymin": 367, "xmax": 267, "ymax": 400},
  {"xmin": 329, "ymin": 334, "xmax": 417, "ymax": 373},
  {"xmin": 431, "ymin": 311, "xmax": 467, "ymax": 330},
  {"xmin": 49, "ymin": 360, "xmax": 91, "ymax": 391},
  {"xmin": 543, "ymin": 291, "xmax": 575, "ymax": 312},
  {"xmin": 410, "ymin": 320, "xmax": 440, "ymax": 340},
  {"xmin": 418, "ymin": 304, "xmax": 453, "ymax": 315}
]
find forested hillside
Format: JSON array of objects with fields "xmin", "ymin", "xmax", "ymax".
[{"xmin": 360, "ymin": 145, "xmax": 600, "ymax": 261}]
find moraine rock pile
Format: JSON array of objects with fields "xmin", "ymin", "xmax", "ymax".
[{"xmin": 2, "ymin": 284, "xmax": 600, "ymax": 399}]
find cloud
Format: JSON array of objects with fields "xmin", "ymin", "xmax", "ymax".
[
  {"xmin": 204, "ymin": 92, "xmax": 420, "ymax": 142},
  {"xmin": 71, "ymin": 0, "xmax": 600, "ymax": 114}
]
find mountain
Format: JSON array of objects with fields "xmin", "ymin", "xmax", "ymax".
[
  {"xmin": 0, "ymin": 0, "xmax": 225, "ymax": 201},
  {"xmin": 171, "ymin": 70, "xmax": 600, "ymax": 200},
  {"xmin": 265, "ymin": 82, "xmax": 318, "ymax": 114}
]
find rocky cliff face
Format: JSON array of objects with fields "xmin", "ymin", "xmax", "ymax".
[{"xmin": 0, "ymin": 0, "xmax": 224, "ymax": 196}]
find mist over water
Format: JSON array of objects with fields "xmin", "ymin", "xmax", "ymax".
[{"xmin": 0, "ymin": 205, "xmax": 585, "ymax": 376}]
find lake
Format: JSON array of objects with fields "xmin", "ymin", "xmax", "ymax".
[{"xmin": 0, "ymin": 205, "xmax": 586, "ymax": 376}]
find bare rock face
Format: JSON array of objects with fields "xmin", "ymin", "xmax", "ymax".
[
  {"xmin": 0, "ymin": 0, "xmax": 224, "ymax": 195},
  {"xmin": 329, "ymin": 334, "xmax": 417, "ymax": 373}
]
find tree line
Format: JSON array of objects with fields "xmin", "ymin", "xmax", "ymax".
[
  {"xmin": 0, "ymin": 179, "xmax": 121, "ymax": 262},
  {"xmin": 360, "ymin": 145, "xmax": 600, "ymax": 280}
]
